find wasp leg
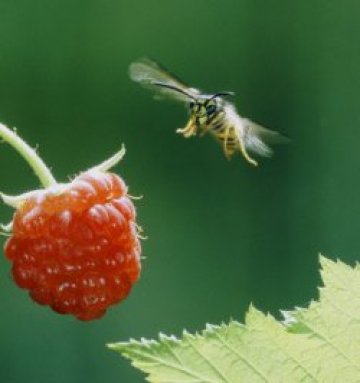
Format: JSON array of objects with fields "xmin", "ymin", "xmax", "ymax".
[
  {"xmin": 239, "ymin": 139, "xmax": 258, "ymax": 166},
  {"xmin": 176, "ymin": 119, "xmax": 196, "ymax": 138},
  {"xmin": 233, "ymin": 127, "xmax": 258, "ymax": 166},
  {"xmin": 223, "ymin": 125, "xmax": 232, "ymax": 160}
]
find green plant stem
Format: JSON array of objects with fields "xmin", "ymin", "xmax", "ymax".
[
  {"xmin": 0, "ymin": 122, "xmax": 56, "ymax": 187},
  {"xmin": 92, "ymin": 144, "xmax": 126, "ymax": 172}
]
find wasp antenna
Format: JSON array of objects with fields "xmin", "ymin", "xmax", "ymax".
[
  {"xmin": 212, "ymin": 91, "xmax": 235, "ymax": 99},
  {"xmin": 152, "ymin": 82, "xmax": 196, "ymax": 101}
]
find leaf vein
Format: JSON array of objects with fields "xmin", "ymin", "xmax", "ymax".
[
  {"xmin": 124, "ymin": 346, "xmax": 218, "ymax": 383},
  {"xmin": 186, "ymin": 336, "xmax": 232, "ymax": 383},
  {"xmin": 301, "ymin": 319, "xmax": 360, "ymax": 372},
  {"xmin": 214, "ymin": 331, "xmax": 269, "ymax": 382}
]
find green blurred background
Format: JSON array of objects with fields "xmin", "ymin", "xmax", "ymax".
[{"xmin": 0, "ymin": 1, "xmax": 359, "ymax": 381}]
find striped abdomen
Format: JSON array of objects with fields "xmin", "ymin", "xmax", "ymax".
[{"xmin": 204, "ymin": 111, "xmax": 239, "ymax": 158}]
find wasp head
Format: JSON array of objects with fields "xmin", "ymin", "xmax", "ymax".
[{"xmin": 189, "ymin": 92, "xmax": 234, "ymax": 126}]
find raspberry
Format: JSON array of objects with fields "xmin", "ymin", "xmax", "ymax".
[{"xmin": 4, "ymin": 171, "xmax": 141, "ymax": 320}]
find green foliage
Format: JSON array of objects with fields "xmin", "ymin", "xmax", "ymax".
[{"xmin": 108, "ymin": 256, "xmax": 360, "ymax": 382}]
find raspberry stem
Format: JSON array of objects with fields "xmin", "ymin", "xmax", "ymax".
[
  {"xmin": 0, "ymin": 221, "xmax": 13, "ymax": 233},
  {"xmin": 1, "ymin": 189, "xmax": 40, "ymax": 208},
  {"xmin": 91, "ymin": 144, "xmax": 126, "ymax": 173},
  {"xmin": 0, "ymin": 122, "xmax": 56, "ymax": 187}
]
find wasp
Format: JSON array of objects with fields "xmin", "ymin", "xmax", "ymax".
[{"xmin": 129, "ymin": 58, "xmax": 289, "ymax": 166}]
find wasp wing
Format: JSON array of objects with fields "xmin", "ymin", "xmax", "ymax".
[
  {"xmin": 129, "ymin": 58, "xmax": 199, "ymax": 102},
  {"xmin": 242, "ymin": 118, "xmax": 290, "ymax": 157}
]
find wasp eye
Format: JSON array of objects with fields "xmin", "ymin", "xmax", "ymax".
[
  {"xmin": 189, "ymin": 101, "xmax": 195, "ymax": 109},
  {"xmin": 206, "ymin": 104, "xmax": 216, "ymax": 116}
]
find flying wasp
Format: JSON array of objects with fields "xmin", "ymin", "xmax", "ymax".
[{"xmin": 129, "ymin": 58, "xmax": 289, "ymax": 166}]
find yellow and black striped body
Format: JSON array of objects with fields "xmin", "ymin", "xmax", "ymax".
[
  {"xmin": 201, "ymin": 107, "xmax": 239, "ymax": 159},
  {"xmin": 178, "ymin": 98, "xmax": 256, "ymax": 163}
]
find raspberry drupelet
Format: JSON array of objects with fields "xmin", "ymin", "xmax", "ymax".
[{"xmin": 0, "ymin": 123, "xmax": 141, "ymax": 320}]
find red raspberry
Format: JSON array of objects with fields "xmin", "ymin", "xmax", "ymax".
[{"xmin": 4, "ymin": 170, "xmax": 141, "ymax": 321}]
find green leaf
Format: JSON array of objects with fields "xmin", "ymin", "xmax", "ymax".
[{"xmin": 108, "ymin": 256, "xmax": 360, "ymax": 382}]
